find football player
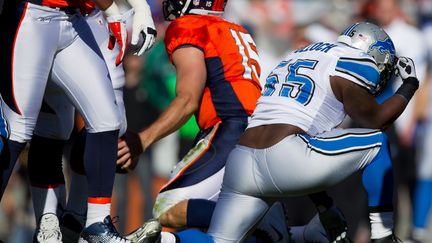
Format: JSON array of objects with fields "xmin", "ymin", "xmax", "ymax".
[
  {"xmin": 23, "ymin": 1, "xmax": 158, "ymax": 243},
  {"xmin": 0, "ymin": 105, "xmax": 7, "ymax": 157},
  {"xmin": 0, "ymin": 0, "xmax": 153, "ymax": 242},
  {"xmin": 135, "ymin": 22, "xmax": 418, "ymax": 243},
  {"xmin": 118, "ymin": 1, "xmax": 351, "ymax": 243}
]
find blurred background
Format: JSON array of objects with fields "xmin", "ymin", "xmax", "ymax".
[{"xmin": 1, "ymin": 0, "xmax": 432, "ymax": 242}]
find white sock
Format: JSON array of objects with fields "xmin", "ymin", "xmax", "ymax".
[
  {"xmin": 31, "ymin": 185, "xmax": 66, "ymax": 222},
  {"xmin": 66, "ymin": 171, "xmax": 88, "ymax": 216},
  {"xmin": 369, "ymin": 212, "xmax": 393, "ymax": 239},
  {"xmin": 412, "ymin": 227, "xmax": 427, "ymax": 241},
  {"xmin": 86, "ymin": 202, "xmax": 111, "ymax": 227},
  {"xmin": 161, "ymin": 232, "xmax": 177, "ymax": 243}
]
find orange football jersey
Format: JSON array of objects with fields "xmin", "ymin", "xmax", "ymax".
[{"xmin": 165, "ymin": 15, "xmax": 262, "ymax": 130}]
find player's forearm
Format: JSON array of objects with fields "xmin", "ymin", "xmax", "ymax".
[
  {"xmin": 139, "ymin": 96, "xmax": 197, "ymax": 150},
  {"xmin": 374, "ymin": 95, "xmax": 410, "ymax": 129}
]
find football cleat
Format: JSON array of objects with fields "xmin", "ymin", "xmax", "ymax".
[
  {"xmin": 34, "ymin": 213, "xmax": 63, "ymax": 243},
  {"xmin": 60, "ymin": 212, "xmax": 85, "ymax": 243},
  {"xmin": 78, "ymin": 216, "xmax": 131, "ymax": 243},
  {"xmin": 318, "ymin": 206, "xmax": 352, "ymax": 243},
  {"xmin": 124, "ymin": 219, "xmax": 162, "ymax": 243},
  {"xmin": 371, "ymin": 234, "xmax": 402, "ymax": 243},
  {"xmin": 254, "ymin": 201, "xmax": 291, "ymax": 243}
]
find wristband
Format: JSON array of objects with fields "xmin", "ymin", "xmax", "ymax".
[{"xmin": 395, "ymin": 77, "xmax": 419, "ymax": 102}]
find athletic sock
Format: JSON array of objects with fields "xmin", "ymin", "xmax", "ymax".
[
  {"xmin": 31, "ymin": 185, "xmax": 66, "ymax": 222},
  {"xmin": 369, "ymin": 212, "xmax": 393, "ymax": 239},
  {"xmin": 0, "ymin": 140, "xmax": 26, "ymax": 200},
  {"xmin": 412, "ymin": 179, "xmax": 432, "ymax": 228},
  {"xmin": 161, "ymin": 232, "xmax": 178, "ymax": 243},
  {"xmin": 66, "ymin": 171, "xmax": 88, "ymax": 216},
  {"xmin": 86, "ymin": 198, "xmax": 111, "ymax": 226},
  {"xmin": 83, "ymin": 130, "xmax": 118, "ymax": 227},
  {"xmin": 84, "ymin": 130, "xmax": 118, "ymax": 198},
  {"xmin": 186, "ymin": 199, "xmax": 216, "ymax": 228}
]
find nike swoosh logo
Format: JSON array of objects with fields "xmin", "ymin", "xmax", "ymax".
[{"xmin": 270, "ymin": 224, "xmax": 283, "ymax": 242}]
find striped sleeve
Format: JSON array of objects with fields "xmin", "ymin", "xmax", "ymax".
[{"xmin": 333, "ymin": 56, "xmax": 380, "ymax": 92}]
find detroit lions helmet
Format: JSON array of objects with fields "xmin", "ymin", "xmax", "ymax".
[
  {"xmin": 337, "ymin": 22, "xmax": 396, "ymax": 95},
  {"xmin": 162, "ymin": 0, "xmax": 228, "ymax": 21}
]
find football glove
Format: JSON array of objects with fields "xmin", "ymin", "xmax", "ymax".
[
  {"xmin": 395, "ymin": 56, "xmax": 417, "ymax": 80},
  {"xmin": 105, "ymin": 2, "xmax": 128, "ymax": 66},
  {"xmin": 128, "ymin": 0, "xmax": 157, "ymax": 56}
]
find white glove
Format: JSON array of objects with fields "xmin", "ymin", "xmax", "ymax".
[
  {"xmin": 105, "ymin": 3, "xmax": 128, "ymax": 66},
  {"xmin": 128, "ymin": 0, "xmax": 156, "ymax": 56},
  {"xmin": 395, "ymin": 56, "xmax": 417, "ymax": 80}
]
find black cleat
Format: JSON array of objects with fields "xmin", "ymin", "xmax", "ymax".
[{"xmin": 79, "ymin": 216, "xmax": 131, "ymax": 243}]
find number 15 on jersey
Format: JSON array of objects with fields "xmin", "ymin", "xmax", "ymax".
[{"xmin": 230, "ymin": 29, "xmax": 261, "ymax": 81}]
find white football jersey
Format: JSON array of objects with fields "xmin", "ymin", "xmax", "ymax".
[{"xmin": 248, "ymin": 41, "xmax": 380, "ymax": 136}]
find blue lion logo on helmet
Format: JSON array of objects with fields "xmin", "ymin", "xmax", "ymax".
[{"xmin": 370, "ymin": 38, "xmax": 395, "ymax": 56}]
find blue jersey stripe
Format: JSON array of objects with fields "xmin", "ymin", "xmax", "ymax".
[
  {"xmin": 300, "ymin": 132, "xmax": 383, "ymax": 154},
  {"xmin": 336, "ymin": 60, "xmax": 380, "ymax": 86},
  {"xmin": 0, "ymin": 105, "xmax": 8, "ymax": 138}
]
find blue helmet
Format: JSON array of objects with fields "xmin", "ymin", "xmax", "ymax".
[{"xmin": 338, "ymin": 22, "xmax": 397, "ymax": 94}]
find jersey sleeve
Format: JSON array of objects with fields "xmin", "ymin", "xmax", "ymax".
[
  {"xmin": 331, "ymin": 51, "xmax": 380, "ymax": 93},
  {"xmin": 164, "ymin": 17, "xmax": 209, "ymax": 62}
]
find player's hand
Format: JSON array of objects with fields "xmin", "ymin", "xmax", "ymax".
[
  {"xmin": 129, "ymin": 4, "xmax": 157, "ymax": 55},
  {"xmin": 395, "ymin": 56, "xmax": 417, "ymax": 80},
  {"xmin": 117, "ymin": 130, "xmax": 144, "ymax": 171},
  {"xmin": 107, "ymin": 14, "xmax": 128, "ymax": 66}
]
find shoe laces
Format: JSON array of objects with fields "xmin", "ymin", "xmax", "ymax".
[
  {"xmin": 37, "ymin": 214, "xmax": 62, "ymax": 242},
  {"xmin": 105, "ymin": 216, "xmax": 132, "ymax": 243}
]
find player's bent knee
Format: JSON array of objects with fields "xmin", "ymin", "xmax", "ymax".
[{"xmin": 86, "ymin": 120, "xmax": 121, "ymax": 133}]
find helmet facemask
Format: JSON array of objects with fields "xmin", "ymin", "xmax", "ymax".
[{"xmin": 374, "ymin": 59, "xmax": 396, "ymax": 95}]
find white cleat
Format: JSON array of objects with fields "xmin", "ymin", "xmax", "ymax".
[
  {"xmin": 35, "ymin": 213, "xmax": 63, "ymax": 243},
  {"xmin": 125, "ymin": 219, "xmax": 162, "ymax": 243}
]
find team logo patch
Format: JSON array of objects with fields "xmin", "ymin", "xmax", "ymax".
[{"xmin": 370, "ymin": 37, "xmax": 395, "ymax": 55}]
